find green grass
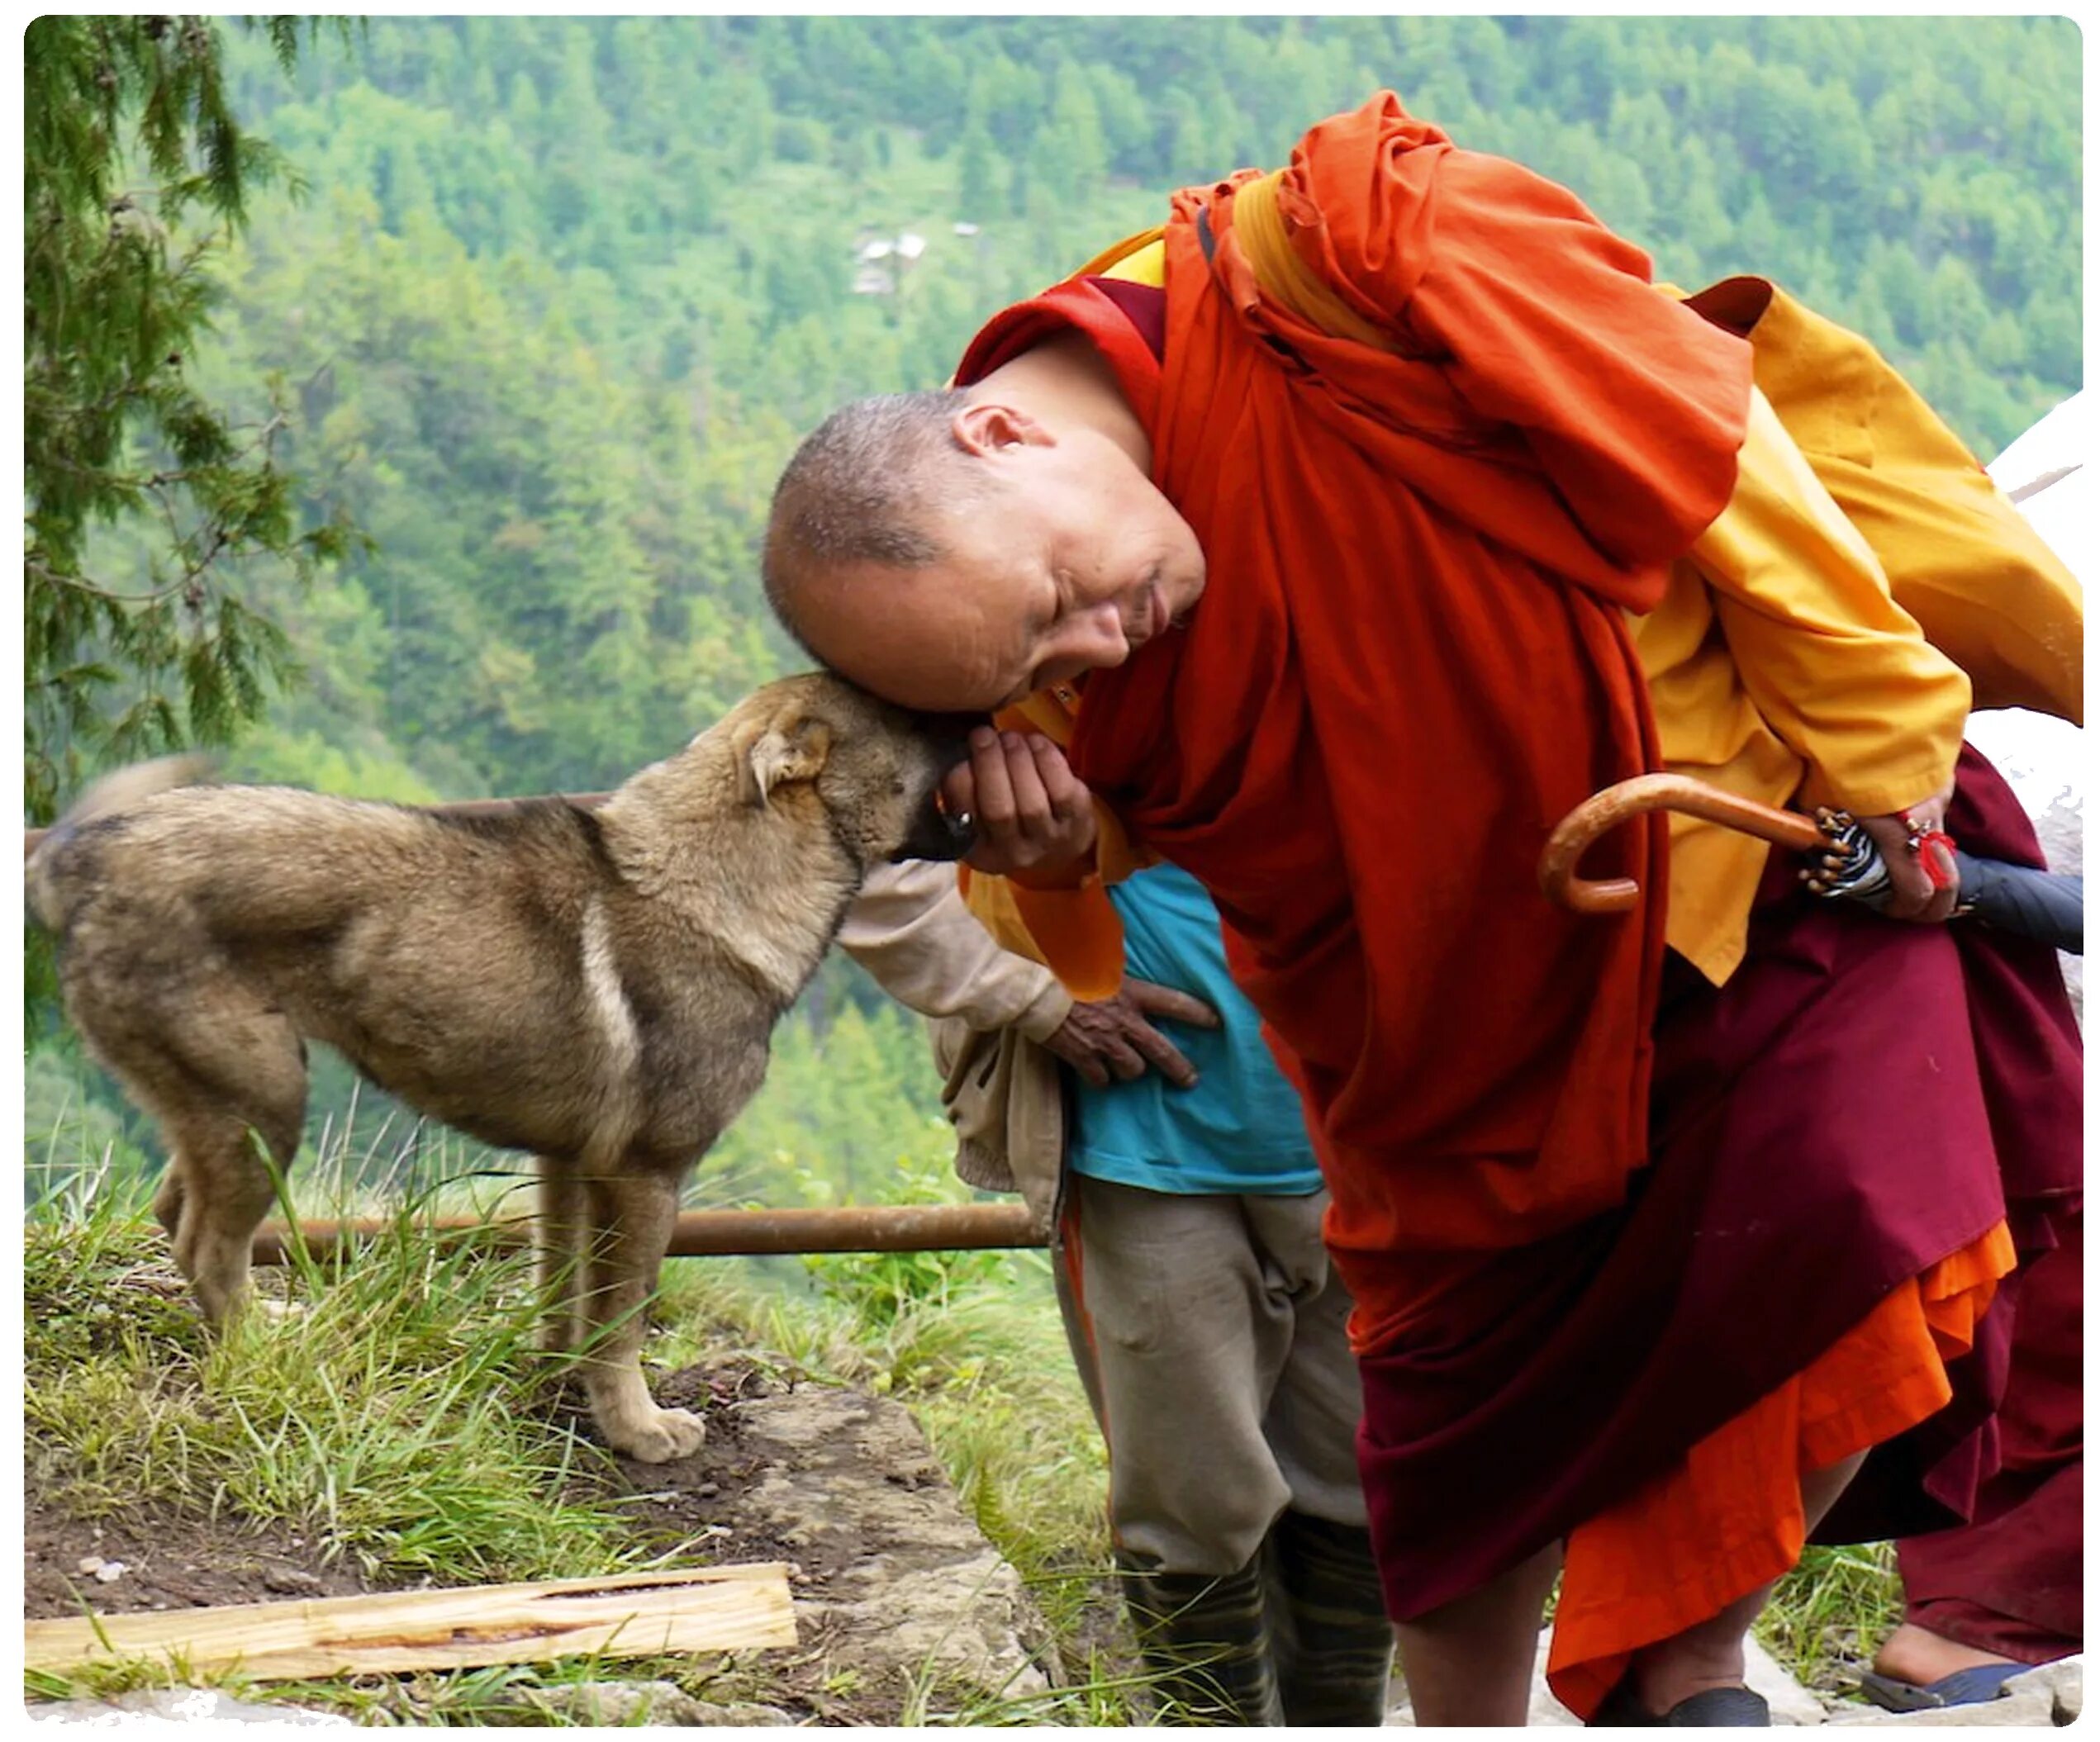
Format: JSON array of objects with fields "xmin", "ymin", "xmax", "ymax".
[
  {"xmin": 23, "ymin": 1127, "xmax": 1904, "ymax": 1722},
  {"xmin": 21, "ymin": 1132, "xmax": 1146, "ymax": 1722},
  {"xmin": 1757, "ymin": 1542, "xmax": 1905, "ymax": 1697},
  {"xmin": 25, "ymin": 1177, "xmax": 641, "ymax": 1589}
]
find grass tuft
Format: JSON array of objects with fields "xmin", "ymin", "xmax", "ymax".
[
  {"xmin": 26, "ymin": 1165, "xmax": 644, "ymax": 1590},
  {"xmin": 1756, "ymin": 1541, "xmax": 1905, "ymax": 1696}
]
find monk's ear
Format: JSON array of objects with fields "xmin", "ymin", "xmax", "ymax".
[
  {"xmin": 952, "ymin": 400, "xmax": 1053, "ymax": 458},
  {"xmin": 735, "ymin": 714, "xmax": 833, "ymax": 809}
]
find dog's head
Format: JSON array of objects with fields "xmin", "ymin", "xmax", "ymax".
[{"xmin": 724, "ymin": 672, "xmax": 978, "ymax": 866}]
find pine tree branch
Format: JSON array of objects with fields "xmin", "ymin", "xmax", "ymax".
[{"xmin": 26, "ymin": 556, "xmax": 200, "ymax": 608}]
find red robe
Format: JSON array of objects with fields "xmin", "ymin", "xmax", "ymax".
[
  {"xmin": 1897, "ymin": 1215, "xmax": 2083, "ymax": 1662},
  {"xmin": 961, "ymin": 94, "xmax": 1753, "ymax": 1324}
]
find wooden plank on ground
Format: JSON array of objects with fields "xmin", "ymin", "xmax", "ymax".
[{"xmin": 24, "ymin": 1564, "xmax": 795, "ymax": 1682}]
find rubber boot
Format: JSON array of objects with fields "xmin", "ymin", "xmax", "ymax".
[
  {"xmin": 1118, "ymin": 1550, "xmax": 1285, "ymax": 1725},
  {"xmin": 1263, "ymin": 1509, "xmax": 1397, "ymax": 1725}
]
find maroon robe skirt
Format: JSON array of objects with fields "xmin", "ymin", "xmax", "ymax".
[
  {"xmin": 1356, "ymin": 746, "xmax": 2083, "ymax": 1620},
  {"xmin": 1897, "ymin": 1213, "xmax": 2083, "ymax": 1659}
]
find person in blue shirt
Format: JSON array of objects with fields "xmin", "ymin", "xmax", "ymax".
[
  {"xmin": 845, "ymin": 857, "xmax": 1393, "ymax": 1725},
  {"xmin": 1057, "ymin": 861, "xmax": 1392, "ymax": 1725}
]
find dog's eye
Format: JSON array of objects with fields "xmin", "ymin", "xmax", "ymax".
[{"xmin": 891, "ymin": 778, "xmax": 906, "ymax": 797}]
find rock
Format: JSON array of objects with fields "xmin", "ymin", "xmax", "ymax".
[
  {"xmin": 1825, "ymin": 1681, "xmax": 2057, "ymax": 1725},
  {"xmin": 1385, "ymin": 1628, "xmax": 1828, "ymax": 1725},
  {"xmin": 684, "ymin": 1701, "xmax": 795, "ymax": 1726},
  {"xmin": 730, "ymin": 1386, "xmax": 1051, "ymax": 1701},
  {"xmin": 1746, "ymin": 1635, "xmax": 1832, "ymax": 1725},
  {"xmin": 527, "ymin": 1682, "xmax": 792, "ymax": 1725},
  {"xmin": 2012, "ymin": 1655, "xmax": 2083, "ymax": 1724},
  {"xmin": 30, "ymin": 1691, "xmax": 349, "ymax": 1725}
]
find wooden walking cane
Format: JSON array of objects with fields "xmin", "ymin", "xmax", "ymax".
[
  {"xmin": 1540, "ymin": 773, "xmax": 2084, "ymax": 954},
  {"xmin": 1538, "ymin": 774, "xmax": 1823, "ymax": 914}
]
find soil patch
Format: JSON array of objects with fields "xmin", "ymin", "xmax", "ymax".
[
  {"xmin": 25, "ymin": 1493, "xmax": 383, "ymax": 1622},
  {"xmin": 559, "ymin": 1354, "xmax": 857, "ymax": 1582},
  {"xmin": 25, "ymin": 1354, "xmax": 829, "ymax": 1627}
]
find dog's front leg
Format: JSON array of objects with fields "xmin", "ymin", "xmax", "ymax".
[
  {"xmin": 535, "ymin": 1155, "xmax": 587, "ymax": 1356},
  {"xmin": 577, "ymin": 1164, "xmax": 706, "ymax": 1464},
  {"xmin": 151, "ymin": 1160, "xmax": 190, "ymax": 1250}
]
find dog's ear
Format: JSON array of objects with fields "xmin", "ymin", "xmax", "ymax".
[{"xmin": 736, "ymin": 715, "xmax": 834, "ymax": 808}]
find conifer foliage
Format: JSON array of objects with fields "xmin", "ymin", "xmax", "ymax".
[{"xmin": 22, "ymin": 16, "xmax": 359, "ymax": 825}]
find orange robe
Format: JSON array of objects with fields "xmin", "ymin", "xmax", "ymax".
[{"xmin": 972, "ymin": 97, "xmax": 1753, "ymax": 1269}]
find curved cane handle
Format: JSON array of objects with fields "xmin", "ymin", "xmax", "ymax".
[{"xmin": 1540, "ymin": 774, "xmax": 1827, "ymax": 914}]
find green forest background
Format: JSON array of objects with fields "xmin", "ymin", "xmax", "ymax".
[{"xmin": 26, "ymin": 15, "xmax": 2083, "ymax": 1211}]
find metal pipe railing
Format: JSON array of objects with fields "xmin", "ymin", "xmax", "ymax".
[{"xmin": 251, "ymin": 1201, "xmax": 1043, "ymax": 1265}]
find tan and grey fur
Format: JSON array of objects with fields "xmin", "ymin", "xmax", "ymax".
[{"xmin": 29, "ymin": 673, "xmax": 972, "ymax": 1463}]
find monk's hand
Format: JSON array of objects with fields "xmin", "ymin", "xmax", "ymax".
[
  {"xmin": 946, "ymin": 728, "xmax": 1099, "ymax": 880},
  {"xmin": 1858, "ymin": 781, "xmax": 1960, "ymax": 923},
  {"xmin": 1040, "ymin": 979, "xmax": 1222, "ymax": 1089}
]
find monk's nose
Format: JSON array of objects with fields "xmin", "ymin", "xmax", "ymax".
[{"xmin": 1071, "ymin": 602, "xmax": 1132, "ymax": 667}]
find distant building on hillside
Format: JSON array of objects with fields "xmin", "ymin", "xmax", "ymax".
[{"xmin": 850, "ymin": 230, "xmax": 929, "ymax": 297}]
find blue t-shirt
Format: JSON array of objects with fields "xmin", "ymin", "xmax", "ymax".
[{"xmin": 1067, "ymin": 862, "xmax": 1323, "ymax": 1196}]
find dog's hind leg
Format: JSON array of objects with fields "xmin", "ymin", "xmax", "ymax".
[
  {"xmin": 535, "ymin": 1155, "xmax": 587, "ymax": 1356},
  {"xmin": 124, "ymin": 1001, "xmax": 308, "ymax": 1324},
  {"xmin": 150, "ymin": 1161, "xmax": 188, "ymax": 1247},
  {"xmin": 158, "ymin": 1106, "xmax": 297, "ymax": 1322},
  {"xmin": 577, "ymin": 1162, "xmax": 706, "ymax": 1464}
]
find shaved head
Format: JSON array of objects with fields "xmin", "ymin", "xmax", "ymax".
[
  {"xmin": 763, "ymin": 375, "xmax": 1207, "ymax": 714},
  {"xmin": 763, "ymin": 392, "xmax": 975, "ymax": 652}
]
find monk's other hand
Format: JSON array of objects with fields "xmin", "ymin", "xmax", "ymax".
[
  {"xmin": 1858, "ymin": 781, "xmax": 1960, "ymax": 923},
  {"xmin": 1042, "ymin": 978, "xmax": 1221, "ymax": 1089},
  {"xmin": 945, "ymin": 727, "xmax": 1099, "ymax": 879}
]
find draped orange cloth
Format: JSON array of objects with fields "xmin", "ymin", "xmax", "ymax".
[
  {"xmin": 1550, "ymin": 1224, "xmax": 2017, "ymax": 1716},
  {"xmin": 975, "ymin": 96, "xmax": 1756, "ymax": 1282}
]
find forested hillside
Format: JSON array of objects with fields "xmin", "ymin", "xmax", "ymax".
[{"xmin": 31, "ymin": 17, "xmax": 2083, "ymax": 1203}]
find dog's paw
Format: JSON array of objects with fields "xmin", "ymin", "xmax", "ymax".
[{"xmin": 611, "ymin": 1406, "xmax": 708, "ymax": 1464}]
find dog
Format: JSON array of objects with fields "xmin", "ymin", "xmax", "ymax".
[{"xmin": 29, "ymin": 672, "xmax": 974, "ymax": 1463}]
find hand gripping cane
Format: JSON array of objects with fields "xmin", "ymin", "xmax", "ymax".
[{"xmin": 1540, "ymin": 774, "xmax": 2083, "ymax": 955}]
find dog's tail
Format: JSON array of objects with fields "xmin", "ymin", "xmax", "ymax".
[{"xmin": 27, "ymin": 752, "xmax": 218, "ymax": 932}]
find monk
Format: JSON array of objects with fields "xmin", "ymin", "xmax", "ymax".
[{"xmin": 762, "ymin": 94, "xmax": 2083, "ymax": 1725}]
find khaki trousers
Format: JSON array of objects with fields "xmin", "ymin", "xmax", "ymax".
[{"xmin": 1053, "ymin": 1173, "xmax": 1368, "ymax": 1576}]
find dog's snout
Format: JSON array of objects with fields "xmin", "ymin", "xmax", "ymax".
[{"xmin": 913, "ymin": 710, "xmax": 992, "ymax": 776}]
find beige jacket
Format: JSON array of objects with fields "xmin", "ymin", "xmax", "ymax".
[{"xmin": 838, "ymin": 860, "xmax": 1071, "ymax": 1236}]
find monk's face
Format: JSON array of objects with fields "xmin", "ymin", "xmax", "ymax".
[{"xmin": 792, "ymin": 430, "xmax": 1206, "ymax": 714}]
